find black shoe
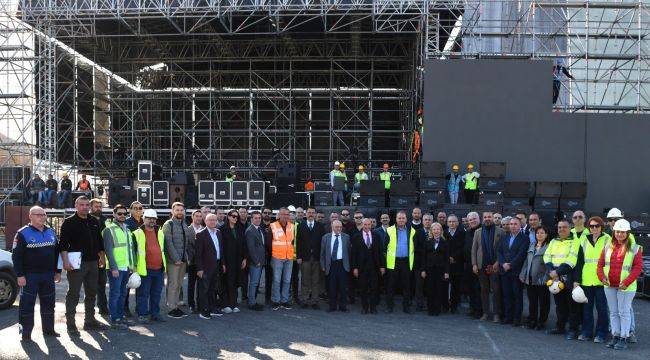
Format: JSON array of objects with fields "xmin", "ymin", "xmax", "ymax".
[
  {"xmin": 272, "ymin": 303, "xmax": 281, "ymax": 311},
  {"xmin": 339, "ymin": 307, "xmax": 349, "ymax": 313},
  {"xmin": 614, "ymin": 337, "xmax": 628, "ymax": 350},
  {"xmin": 327, "ymin": 308, "xmax": 337, "ymax": 313},
  {"xmin": 361, "ymin": 308, "xmax": 368, "ymax": 314},
  {"xmin": 21, "ymin": 333, "xmax": 32, "ymax": 342},
  {"xmin": 43, "ymin": 330, "xmax": 60, "ymax": 337},
  {"xmin": 606, "ymin": 336, "xmax": 620, "ymax": 349},
  {"xmin": 124, "ymin": 309, "xmax": 133, "ymax": 318},
  {"xmin": 535, "ymin": 322, "xmax": 545, "ymax": 331},
  {"xmin": 450, "ymin": 307, "xmax": 458, "ymax": 314},
  {"xmin": 403, "ymin": 308, "xmax": 412, "ymax": 314},
  {"xmin": 547, "ymin": 328, "xmax": 566, "ymax": 335},
  {"xmin": 319, "ymin": 293, "xmax": 328, "ymax": 301},
  {"xmin": 99, "ymin": 307, "xmax": 109, "ymax": 316},
  {"xmin": 311, "ymin": 304, "xmax": 320, "ymax": 310},
  {"xmin": 67, "ymin": 326, "xmax": 80, "ymax": 337},
  {"xmin": 301, "ymin": 303, "xmax": 310, "ymax": 309},
  {"xmin": 566, "ymin": 331, "xmax": 577, "ymax": 341},
  {"xmin": 83, "ymin": 320, "xmax": 108, "ymax": 331},
  {"xmin": 199, "ymin": 312, "xmax": 212, "ymax": 320},
  {"xmin": 370, "ymin": 307, "xmax": 378, "ymax": 314},
  {"xmin": 385, "ymin": 307, "xmax": 394, "ymax": 314},
  {"xmin": 248, "ymin": 304, "xmax": 264, "ymax": 311},
  {"xmin": 150, "ymin": 315, "xmax": 166, "ymax": 322},
  {"xmin": 167, "ymin": 308, "xmax": 185, "ymax": 319},
  {"xmin": 210, "ymin": 309, "xmax": 224, "ymax": 317},
  {"xmin": 512, "ymin": 321, "xmax": 521, "ymax": 327},
  {"xmin": 280, "ymin": 303, "xmax": 292, "ymax": 310}
]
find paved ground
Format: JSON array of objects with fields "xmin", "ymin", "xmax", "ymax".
[{"xmin": 0, "ymin": 276, "xmax": 648, "ymax": 360}]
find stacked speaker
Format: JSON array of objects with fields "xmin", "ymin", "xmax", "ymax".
[
  {"xmin": 476, "ymin": 162, "xmax": 506, "ymax": 214},
  {"xmin": 419, "ymin": 161, "xmax": 447, "ymax": 210},
  {"xmin": 503, "ymin": 181, "xmax": 532, "ymax": 215},
  {"xmin": 534, "ymin": 182, "xmax": 561, "ymax": 225},
  {"xmin": 199, "ymin": 180, "xmax": 265, "ymax": 208},
  {"xmin": 357, "ymin": 180, "xmax": 385, "ymax": 207}
]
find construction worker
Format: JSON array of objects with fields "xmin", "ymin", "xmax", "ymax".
[
  {"xmin": 604, "ymin": 207, "xmax": 638, "ymax": 344},
  {"xmin": 330, "ymin": 161, "xmax": 345, "ymax": 206},
  {"xmin": 543, "ymin": 219, "xmax": 581, "ymax": 339},
  {"xmin": 573, "ymin": 216, "xmax": 610, "ymax": 343},
  {"xmin": 103, "ymin": 204, "xmax": 137, "ymax": 329},
  {"xmin": 462, "ymin": 164, "xmax": 480, "ymax": 204},
  {"xmin": 379, "ymin": 163, "xmax": 392, "ymax": 207},
  {"xmin": 225, "ymin": 166, "xmax": 236, "ymax": 182},
  {"xmin": 446, "ymin": 164, "xmax": 462, "ymax": 205},
  {"xmin": 134, "ymin": 209, "xmax": 167, "ymax": 323},
  {"xmin": 354, "ymin": 165, "xmax": 369, "ymax": 192}
]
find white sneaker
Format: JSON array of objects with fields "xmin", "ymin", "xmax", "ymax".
[
  {"xmin": 232, "ymin": 307, "xmax": 240, "ymax": 313},
  {"xmin": 222, "ymin": 307, "xmax": 233, "ymax": 314}
]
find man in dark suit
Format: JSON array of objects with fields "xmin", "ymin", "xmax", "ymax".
[
  {"xmin": 194, "ymin": 214, "xmax": 225, "ymax": 319},
  {"xmin": 245, "ymin": 211, "xmax": 266, "ymax": 311},
  {"xmin": 497, "ymin": 217, "xmax": 529, "ymax": 326},
  {"xmin": 445, "ymin": 214, "xmax": 466, "ymax": 313},
  {"xmin": 296, "ymin": 208, "xmax": 326, "ymax": 309},
  {"xmin": 352, "ymin": 218, "xmax": 384, "ymax": 314},
  {"xmin": 320, "ymin": 220, "xmax": 351, "ymax": 312}
]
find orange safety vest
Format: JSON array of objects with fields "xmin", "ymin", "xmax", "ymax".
[
  {"xmin": 78, "ymin": 180, "xmax": 90, "ymax": 190},
  {"xmin": 270, "ymin": 221, "xmax": 295, "ymax": 260}
]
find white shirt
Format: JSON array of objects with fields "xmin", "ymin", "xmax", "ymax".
[
  {"xmin": 207, "ymin": 228, "xmax": 221, "ymax": 260},
  {"xmin": 330, "ymin": 233, "xmax": 343, "ymax": 260},
  {"xmin": 307, "ymin": 220, "xmax": 315, "ymax": 229},
  {"xmin": 363, "ymin": 231, "xmax": 373, "ymax": 247},
  {"xmin": 253, "ymin": 225, "xmax": 264, "ymax": 245},
  {"xmin": 192, "ymin": 224, "xmax": 204, "ymax": 233}
]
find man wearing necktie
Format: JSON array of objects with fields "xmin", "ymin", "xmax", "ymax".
[
  {"xmin": 320, "ymin": 220, "xmax": 351, "ymax": 312},
  {"xmin": 296, "ymin": 208, "xmax": 326, "ymax": 309},
  {"xmin": 352, "ymin": 218, "xmax": 384, "ymax": 314},
  {"xmin": 497, "ymin": 217, "xmax": 529, "ymax": 326}
]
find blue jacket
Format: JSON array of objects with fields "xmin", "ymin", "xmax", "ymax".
[
  {"xmin": 12, "ymin": 225, "xmax": 60, "ymax": 277},
  {"xmin": 497, "ymin": 232, "xmax": 529, "ymax": 275}
]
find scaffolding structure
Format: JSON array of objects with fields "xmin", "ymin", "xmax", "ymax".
[{"xmin": 0, "ymin": 1, "xmax": 648, "ymax": 187}]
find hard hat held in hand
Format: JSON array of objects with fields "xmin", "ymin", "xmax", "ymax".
[
  {"xmin": 547, "ymin": 279, "xmax": 564, "ymax": 294},
  {"xmin": 572, "ymin": 286, "xmax": 588, "ymax": 303},
  {"xmin": 127, "ymin": 272, "xmax": 142, "ymax": 289}
]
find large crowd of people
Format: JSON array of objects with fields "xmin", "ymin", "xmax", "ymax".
[{"xmin": 12, "ymin": 197, "xmax": 643, "ymax": 351}]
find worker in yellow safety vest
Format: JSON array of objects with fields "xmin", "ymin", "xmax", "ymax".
[
  {"xmin": 133, "ymin": 209, "xmax": 166, "ymax": 322},
  {"xmin": 330, "ymin": 161, "xmax": 346, "ymax": 206},
  {"xmin": 385, "ymin": 211, "xmax": 416, "ymax": 314},
  {"xmin": 573, "ymin": 216, "xmax": 610, "ymax": 343},
  {"xmin": 354, "ymin": 165, "xmax": 369, "ymax": 192},
  {"xmin": 102, "ymin": 204, "xmax": 136, "ymax": 327},
  {"xmin": 543, "ymin": 219, "xmax": 581, "ymax": 339},
  {"xmin": 462, "ymin": 163, "xmax": 480, "ymax": 204},
  {"xmin": 380, "ymin": 163, "xmax": 392, "ymax": 208}
]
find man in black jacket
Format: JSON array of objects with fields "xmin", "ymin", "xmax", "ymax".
[
  {"xmin": 497, "ymin": 218, "xmax": 529, "ymax": 326},
  {"xmin": 195, "ymin": 214, "xmax": 225, "ymax": 319},
  {"xmin": 245, "ymin": 211, "xmax": 266, "ymax": 311},
  {"xmin": 90, "ymin": 198, "xmax": 110, "ymax": 316},
  {"xmin": 463, "ymin": 211, "xmax": 482, "ymax": 318},
  {"xmin": 445, "ymin": 214, "xmax": 466, "ymax": 313},
  {"xmin": 414, "ymin": 213, "xmax": 432, "ymax": 311},
  {"xmin": 352, "ymin": 218, "xmax": 384, "ymax": 314},
  {"xmin": 59, "ymin": 196, "xmax": 106, "ymax": 335},
  {"xmin": 296, "ymin": 208, "xmax": 325, "ymax": 309}
]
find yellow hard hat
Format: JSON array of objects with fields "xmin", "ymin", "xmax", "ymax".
[
  {"xmin": 452, "ymin": 164, "xmax": 459, "ymax": 171},
  {"xmin": 358, "ymin": 165, "xmax": 364, "ymax": 170},
  {"xmin": 339, "ymin": 163, "xmax": 345, "ymax": 169},
  {"xmin": 62, "ymin": 172, "xmax": 69, "ymax": 177},
  {"xmin": 467, "ymin": 163, "xmax": 474, "ymax": 170}
]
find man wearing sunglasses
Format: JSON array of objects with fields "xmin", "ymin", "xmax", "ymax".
[
  {"xmin": 103, "ymin": 204, "xmax": 137, "ymax": 329},
  {"xmin": 125, "ymin": 201, "xmax": 144, "ymax": 232}
]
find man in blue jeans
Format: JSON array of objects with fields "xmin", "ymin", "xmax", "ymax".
[
  {"xmin": 270, "ymin": 207, "xmax": 295, "ymax": 310},
  {"xmin": 134, "ymin": 209, "xmax": 167, "ymax": 323},
  {"xmin": 245, "ymin": 211, "xmax": 266, "ymax": 311},
  {"xmin": 102, "ymin": 204, "xmax": 137, "ymax": 329}
]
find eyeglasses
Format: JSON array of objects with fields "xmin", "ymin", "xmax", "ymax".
[
  {"xmin": 572, "ymin": 215, "xmax": 583, "ymax": 219},
  {"xmin": 341, "ymin": 213, "xmax": 350, "ymax": 217},
  {"xmin": 116, "ymin": 212, "xmax": 128, "ymax": 216},
  {"xmin": 589, "ymin": 224, "xmax": 601, "ymax": 228},
  {"xmin": 354, "ymin": 216, "xmax": 363, "ymax": 220}
]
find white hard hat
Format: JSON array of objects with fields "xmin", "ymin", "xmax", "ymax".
[
  {"xmin": 334, "ymin": 161, "xmax": 340, "ymax": 166},
  {"xmin": 571, "ymin": 286, "xmax": 588, "ymax": 303},
  {"xmin": 127, "ymin": 273, "xmax": 141, "ymax": 289},
  {"xmin": 548, "ymin": 280, "xmax": 563, "ymax": 295},
  {"xmin": 143, "ymin": 209, "xmax": 158, "ymax": 218},
  {"xmin": 613, "ymin": 219, "xmax": 631, "ymax": 232},
  {"xmin": 230, "ymin": 165, "xmax": 235, "ymax": 170},
  {"xmin": 606, "ymin": 207, "xmax": 623, "ymax": 219},
  {"xmin": 287, "ymin": 205, "xmax": 296, "ymax": 212}
]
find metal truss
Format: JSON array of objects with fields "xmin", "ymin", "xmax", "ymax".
[{"xmin": 2, "ymin": 0, "xmax": 646, "ymax": 190}]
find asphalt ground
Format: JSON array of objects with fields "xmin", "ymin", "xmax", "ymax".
[{"xmin": 0, "ymin": 275, "xmax": 648, "ymax": 360}]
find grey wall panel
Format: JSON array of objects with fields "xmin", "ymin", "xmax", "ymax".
[{"xmin": 423, "ymin": 59, "xmax": 649, "ymax": 214}]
